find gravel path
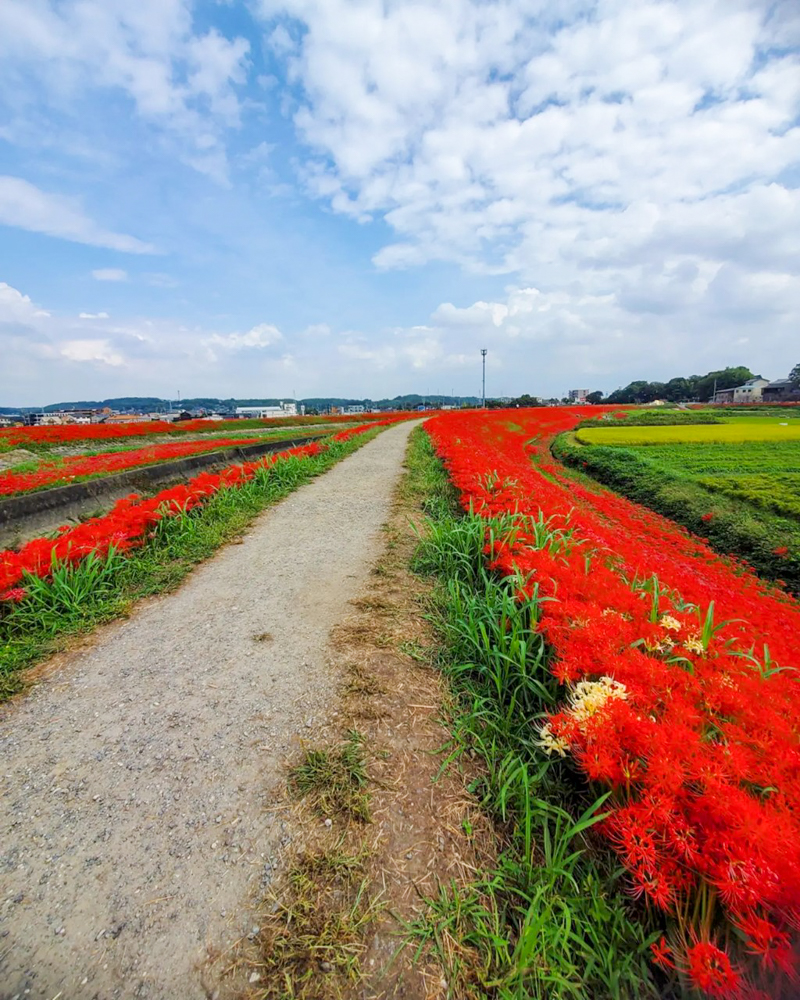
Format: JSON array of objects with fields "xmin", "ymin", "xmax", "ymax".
[{"xmin": 0, "ymin": 422, "xmax": 416, "ymax": 1000}]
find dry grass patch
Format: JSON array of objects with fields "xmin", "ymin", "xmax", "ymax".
[
  {"xmin": 289, "ymin": 731, "xmax": 372, "ymax": 824},
  {"xmin": 344, "ymin": 661, "xmax": 386, "ymax": 697},
  {"xmin": 246, "ymin": 846, "xmax": 383, "ymax": 1000}
]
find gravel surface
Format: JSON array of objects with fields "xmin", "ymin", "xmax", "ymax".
[{"xmin": 0, "ymin": 421, "xmax": 415, "ymax": 1000}]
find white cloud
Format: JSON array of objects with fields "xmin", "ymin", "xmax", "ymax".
[
  {"xmin": 0, "ymin": 281, "xmax": 51, "ymax": 321},
  {"xmin": 61, "ymin": 339, "xmax": 124, "ymax": 366},
  {"xmin": 0, "ymin": 0, "xmax": 251, "ymax": 180},
  {"xmin": 267, "ymin": 24, "xmax": 297, "ymax": 56},
  {"xmin": 143, "ymin": 272, "xmax": 180, "ymax": 288},
  {"xmin": 256, "ymin": 0, "xmax": 800, "ymax": 367},
  {"xmin": 1, "ymin": 275, "xmax": 797, "ymax": 406},
  {"xmin": 0, "ymin": 283, "xmax": 291, "ymax": 401},
  {"xmin": 207, "ymin": 323, "xmax": 284, "ymax": 350},
  {"xmin": 92, "ymin": 269, "xmax": 128, "ymax": 282},
  {"xmin": 0, "ymin": 177, "xmax": 156, "ymax": 253}
]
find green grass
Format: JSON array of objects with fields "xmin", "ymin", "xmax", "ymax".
[
  {"xmin": 403, "ymin": 429, "xmax": 663, "ymax": 1000},
  {"xmin": 697, "ymin": 473, "xmax": 800, "ymax": 520},
  {"xmin": 621, "ymin": 441, "xmax": 800, "ymax": 522},
  {"xmin": 578, "ymin": 411, "xmax": 723, "ymax": 429},
  {"xmin": 578, "ymin": 408, "xmax": 800, "ymax": 432},
  {"xmin": 620, "ymin": 440, "xmax": 800, "ymax": 475},
  {"xmin": 0, "ymin": 429, "xmax": 381, "ymax": 699}
]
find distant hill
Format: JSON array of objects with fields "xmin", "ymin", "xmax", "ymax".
[{"xmin": 0, "ymin": 394, "xmax": 481, "ymax": 415}]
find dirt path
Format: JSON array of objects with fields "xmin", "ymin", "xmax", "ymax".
[{"xmin": 0, "ymin": 422, "xmax": 416, "ymax": 1000}]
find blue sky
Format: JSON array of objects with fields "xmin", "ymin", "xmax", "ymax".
[{"xmin": 0, "ymin": 0, "xmax": 798, "ymax": 405}]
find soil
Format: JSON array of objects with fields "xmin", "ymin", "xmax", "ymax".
[
  {"xmin": 0, "ymin": 422, "xmax": 417, "ymax": 1000},
  {"xmin": 0, "ymin": 449, "xmax": 38, "ymax": 471}
]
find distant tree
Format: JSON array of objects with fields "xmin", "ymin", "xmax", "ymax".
[
  {"xmin": 790, "ymin": 363, "xmax": 800, "ymax": 388},
  {"xmin": 606, "ymin": 368, "xmax": 753, "ymax": 405},
  {"xmin": 694, "ymin": 366, "xmax": 754, "ymax": 402},
  {"xmin": 663, "ymin": 377, "xmax": 695, "ymax": 401},
  {"xmin": 606, "ymin": 381, "xmax": 651, "ymax": 404},
  {"xmin": 586, "ymin": 391, "xmax": 604, "ymax": 404}
]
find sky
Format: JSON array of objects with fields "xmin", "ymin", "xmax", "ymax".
[{"xmin": 0, "ymin": 0, "xmax": 798, "ymax": 406}]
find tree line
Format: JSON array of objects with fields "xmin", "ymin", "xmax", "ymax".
[
  {"xmin": 485, "ymin": 364, "xmax": 800, "ymax": 409},
  {"xmin": 601, "ymin": 366, "xmax": 757, "ymax": 404}
]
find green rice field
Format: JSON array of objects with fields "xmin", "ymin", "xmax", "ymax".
[{"xmin": 554, "ymin": 410, "xmax": 800, "ymax": 592}]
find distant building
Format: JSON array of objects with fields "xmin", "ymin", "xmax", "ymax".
[
  {"xmin": 568, "ymin": 389, "xmax": 589, "ymax": 403},
  {"xmin": 26, "ymin": 407, "xmax": 110, "ymax": 425},
  {"xmin": 59, "ymin": 408, "xmax": 101, "ymax": 423},
  {"xmin": 762, "ymin": 379, "xmax": 800, "ymax": 404},
  {"xmin": 235, "ymin": 402, "xmax": 298, "ymax": 419},
  {"xmin": 26, "ymin": 413, "xmax": 65, "ymax": 426},
  {"xmin": 713, "ymin": 377, "xmax": 770, "ymax": 404}
]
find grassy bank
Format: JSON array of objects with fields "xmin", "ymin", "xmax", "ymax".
[
  {"xmin": 406, "ymin": 429, "xmax": 662, "ymax": 1000},
  {"xmin": 0, "ymin": 429, "xmax": 382, "ymax": 700},
  {"xmin": 552, "ymin": 432, "xmax": 800, "ymax": 596}
]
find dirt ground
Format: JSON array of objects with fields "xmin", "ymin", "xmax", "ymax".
[{"xmin": 0, "ymin": 422, "xmax": 420, "ymax": 1000}]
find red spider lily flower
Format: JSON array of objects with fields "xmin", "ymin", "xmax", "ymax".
[
  {"xmin": 629, "ymin": 865, "xmax": 677, "ymax": 912},
  {"xmin": 701, "ymin": 512, "xmax": 715, "ymax": 522},
  {"xmin": 423, "ymin": 406, "xmax": 800, "ymax": 989},
  {"xmin": 0, "ymin": 435, "xmax": 271, "ymax": 497},
  {"xmin": 684, "ymin": 941, "xmax": 740, "ymax": 997},
  {"xmin": 735, "ymin": 911, "xmax": 794, "ymax": 973},
  {"xmin": 0, "ymin": 425, "xmax": 404, "ymax": 595},
  {"xmin": 0, "ymin": 587, "xmax": 27, "ymax": 602},
  {"xmin": 773, "ymin": 546, "xmax": 789, "ymax": 557},
  {"xmin": 650, "ymin": 936, "xmax": 675, "ymax": 969}
]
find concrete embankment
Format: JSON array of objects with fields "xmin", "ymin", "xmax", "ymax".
[{"xmin": 0, "ymin": 435, "xmax": 322, "ymax": 548}]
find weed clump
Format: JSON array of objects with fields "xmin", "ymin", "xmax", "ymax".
[
  {"xmin": 251, "ymin": 848, "xmax": 380, "ymax": 999},
  {"xmin": 289, "ymin": 731, "xmax": 372, "ymax": 822}
]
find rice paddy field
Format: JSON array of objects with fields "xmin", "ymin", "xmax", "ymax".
[
  {"xmin": 555, "ymin": 409, "xmax": 800, "ymax": 592},
  {"xmin": 576, "ymin": 417, "xmax": 800, "ymax": 447}
]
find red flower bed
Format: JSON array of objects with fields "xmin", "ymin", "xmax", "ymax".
[
  {"xmin": 0, "ymin": 435, "xmax": 266, "ymax": 496},
  {"xmin": 425, "ymin": 408, "xmax": 800, "ymax": 997},
  {"xmin": 0, "ymin": 409, "xmax": 436, "ymax": 450},
  {"xmin": 0, "ymin": 421, "xmax": 389, "ymax": 599}
]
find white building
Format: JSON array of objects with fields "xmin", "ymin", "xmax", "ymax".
[
  {"xmin": 235, "ymin": 402, "xmax": 298, "ymax": 419},
  {"xmin": 568, "ymin": 388, "xmax": 589, "ymax": 403},
  {"xmin": 713, "ymin": 377, "xmax": 770, "ymax": 404}
]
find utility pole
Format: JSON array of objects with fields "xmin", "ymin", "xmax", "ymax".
[{"xmin": 481, "ymin": 349, "xmax": 488, "ymax": 408}]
